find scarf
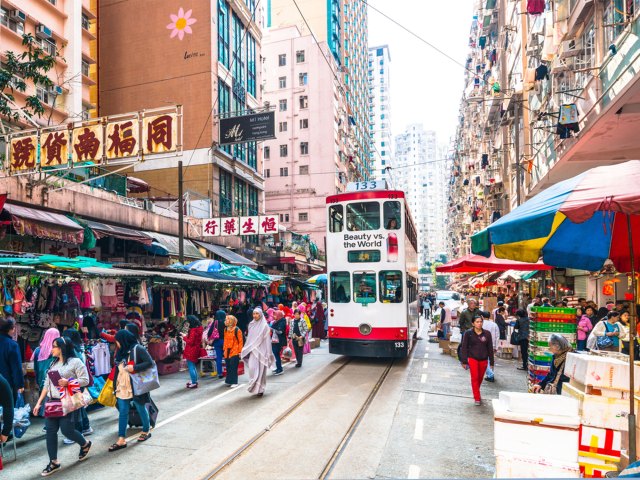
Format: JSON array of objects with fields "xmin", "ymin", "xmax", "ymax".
[
  {"xmin": 553, "ymin": 348, "xmax": 571, "ymax": 370},
  {"xmin": 240, "ymin": 308, "xmax": 275, "ymax": 368},
  {"xmin": 37, "ymin": 328, "xmax": 61, "ymax": 361}
]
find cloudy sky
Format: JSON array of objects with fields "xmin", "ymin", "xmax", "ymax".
[{"xmin": 368, "ymin": 0, "xmax": 473, "ymax": 148}]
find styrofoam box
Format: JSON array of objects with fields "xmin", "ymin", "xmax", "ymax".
[
  {"xmin": 569, "ymin": 378, "xmax": 630, "ymax": 399},
  {"xmin": 495, "ymin": 454, "xmax": 580, "ymax": 478},
  {"xmin": 499, "ymin": 391, "xmax": 579, "ymax": 417},
  {"xmin": 565, "ymin": 353, "xmax": 632, "ymax": 391},
  {"xmin": 493, "ymin": 399, "xmax": 580, "ymax": 463},
  {"xmin": 562, "ymin": 382, "xmax": 638, "ymax": 431}
]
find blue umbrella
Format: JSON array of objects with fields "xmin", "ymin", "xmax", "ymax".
[
  {"xmin": 306, "ymin": 273, "xmax": 327, "ymax": 284},
  {"xmin": 185, "ymin": 259, "xmax": 223, "ymax": 273}
]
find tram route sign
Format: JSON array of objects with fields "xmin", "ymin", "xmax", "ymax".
[
  {"xmin": 219, "ymin": 111, "xmax": 275, "ymax": 145},
  {"xmin": 346, "ymin": 180, "xmax": 388, "ymax": 192}
]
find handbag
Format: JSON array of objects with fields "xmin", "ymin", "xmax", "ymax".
[
  {"xmin": 596, "ymin": 323, "xmax": 615, "ymax": 350},
  {"xmin": 271, "ymin": 329, "xmax": 280, "ymax": 343},
  {"xmin": 509, "ymin": 330, "xmax": 519, "ymax": 346},
  {"xmin": 130, "ymin": 345, "xmax": 161, "ymax": 395},
  {"xmin": 97, "ymin": 378, "xmax": 117, "ymax": 407},
  {"xmin": 59, "ymin": 379, "xmax": 91, "ymax": 415},
  {"xmin": 210, "ymin": 320, "xmax": 220, "ymax": 341},
  {"xmin": 44, "ymin": 400, "xmax": 64, "ymax": 418}
]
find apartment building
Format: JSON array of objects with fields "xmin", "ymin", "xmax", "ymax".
[{"xmin": 368, "ymin": 45, "xmax": 393, "ymax": 183}]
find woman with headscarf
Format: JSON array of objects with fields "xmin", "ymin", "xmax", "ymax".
[
  {"xmin": 32, "ymin": 328, "xmax": 61, "ymax": 417},
  {"xmin": 241, "ymin": 308, "xmax": 275, "ymax": 396},
  {"xmin": 125, "ymin": 323, "xmax": 141, "ymax": 342},
  {"xmin": 532, "ymin": 334, "xmax": 572, "ymax": 394},
  {"xmin": 205, "ymin": 310, "xmax": 227, "ymax": 379},
  {"xmin": 223, "ymin": 315, "xmax": 244, "ymax": 387},
  {"xmin": 109, "ymin": 330, "xmax": 153, "ymax": 452},
  {"xmin": 183, "ymin": 315, "xmax": 204, "ymax": 389}
]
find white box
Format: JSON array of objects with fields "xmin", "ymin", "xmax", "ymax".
[
  {"xmin": 499, "ymin": 391, "xmax": 579, "ymax": 417},
  {"xmin": 565, "ymin": 352, "xmax": 632, "ymax": 391},
  {"xmin": 495, "ymin": 454, "xmax": 580, "ymax": 478},
  {"xmin": 493, "ymin": 399, "xmax": 580, "ymax": 463},
  {"xmin": 562, "ymin": 382, "xmax": 637, "ymax": 431}
]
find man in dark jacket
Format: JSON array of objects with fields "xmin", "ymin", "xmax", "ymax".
[
  {"xmin": 0, "ymin": 317, "xmax": 23, "ymax": 405},
  {"xmin": 458, "ymin": 299, "xmax": 480, "ymax": 333},
  {"xmin": 271, "ymin": 310, "xmax": 287, "ymax": 375}
]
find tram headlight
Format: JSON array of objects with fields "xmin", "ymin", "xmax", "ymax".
[{"xmin": 359, "ymin": 323, "xmax": 372, "ymax": 336}]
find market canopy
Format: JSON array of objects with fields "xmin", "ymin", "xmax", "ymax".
[
  {"xmin": 143, "ymin": 231, "xmax": 204, "ymax": 259},
  {"xmin": 3, "ymin": 204, "xmax": 84, "ymax": 244},
  {"xmin": 435, "ymin": 253, "xmax": 553, "ymax": 273},
  {"xmin": 0, "ymin": 254, "xmax": 112, "ymax": 269},
  {"xmin": 86, "ymin": 220, "xmax": 153, "ymax": 245},
  {"xmin": 194, "ymin": 241, "xmax": 258, "ymax": 267},
  {"xmin": 217, "ymin": 264, "xmax": 272, "ymax": 283}
]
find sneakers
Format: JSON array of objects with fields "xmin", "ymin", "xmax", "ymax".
[
  {"xmin": 63, "ymin": 437, "xmax": 75, "ymax": 445},
  {"xmin": 82, "ymin": 427, "xmax": 94, "ymax": 436},
  {"xmin": 41, "ymin": 461, "xmax": 61, "ymax": 476},
  {"xmin": 485, "ymin": 377, "xmax": 495, "ymax": 383},
  {"xmin": 186, "ymin": 382, "xmax": 199, "ymax": 389},
  {"xmin": 78, "ymin": 441, "xmax": 92, "ymax": 461},
  {"xmin": 474, "ymin": 400, "xmax": 482, "ymax": 406},
  {"xmin": 273, "ymin": 369, "xmax": 284, "ymax": 376}
]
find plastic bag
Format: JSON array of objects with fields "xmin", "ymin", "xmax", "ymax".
[{"xmin": 13, "ymin": 393, "xmax": 31, "ymax": 439}]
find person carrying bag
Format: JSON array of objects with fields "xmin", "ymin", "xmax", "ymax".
[{"xmin": 288, "ymin": 309, "xmax": 309, "ymax": 368}]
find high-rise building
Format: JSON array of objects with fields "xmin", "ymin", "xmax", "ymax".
[
  {"xmin": 0, "ymin": 0, "xmax": 98, "ymax": 128},
  {"xmin": 261, "ymin": 26, "xmax": 353, "ymax": 246},
  {"xmin": 368, "ymin": 45, "xmax": 392, "ymax": 183},
  {"xmin": 268, "ymin": 0, "xmax": 371, "ymax": 179},
  {"xmin": 98, "ymin": 0, "xmax": 265, "ymax": 247}
]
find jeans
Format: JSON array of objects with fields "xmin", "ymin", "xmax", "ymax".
[
  {"xmin": 187, "ymin": 360, "xmax": 198, "ymax": 384},
  {"xmin": 213, "ymin": 339, "xmax": 224, "ymax": 377},
  {"xmin": 519, "ymin": 339, "xmax": 529, "ymax": 370},
  {"xmin": 46, "ymin": 413, "xmax": 87, "ymax": 460},
  {"xmin": 117, "ymin": 398, "xmax": 150, "ymax": 437},
  {"xmin": 225, "ymin": 355, "xmax": 239, "ymax": 385},
  {"xmin": 468, "ymin": 358, "xmax": 488, "ymax": 401},
  {"xmin": 272, "ymin": 343, "xmax": 283, "ymax": 372},
  {"xmin": 577, "ymin": 339, "xmax": 587, "ymax": 351},
  {"xmin": 442, "ymin": 323, "xmax": 451, "ymax": 338},
  {"xmin": 485, "ymin": 363, "xmax": 494, "ymax": 379},
  {"xmin": 75, "ymin": 407, "xmax": 90, "ymax": 432}
]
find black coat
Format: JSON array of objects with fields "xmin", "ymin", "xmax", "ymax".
[
  {"xmin": 113, "ymin": 344, "xmax": 154, "ymax": 402},
  {"xmin": 271, "ymin": 318, "xmax": 287, "ymax": 347},
  {"xmin": 539, "ymin": 354, "xmax": 570, "ymax": 394},
  {"xmin": 515, "ymin": 316, "xmax": 530, "ymax": 342}
]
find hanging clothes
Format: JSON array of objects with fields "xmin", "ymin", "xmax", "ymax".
[
  {"xmin": 559, "ymin": 104, "xmax": 579, "ymax": 125},
  {"xmin": 535, "ymin": 64, "xmax": 549, "ymax": 81},
  {"xmin": 527, "ymin": 0, "xmax": 545, "ymax": 15}
]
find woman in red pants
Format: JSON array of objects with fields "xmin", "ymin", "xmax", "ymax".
[{"xmin": 460, "ymin": 316, "xmax": 495, "ymax": 405}]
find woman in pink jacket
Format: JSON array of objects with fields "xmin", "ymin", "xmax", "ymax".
[{"xmin": 577, "ymin": 308, "xmax": 593, "ymax": 351}]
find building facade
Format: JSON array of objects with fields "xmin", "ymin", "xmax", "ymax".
[
  {"xmin": 368, "ymin": 45, "xmax": 393, "ymax": 183},
  {"xmin": 261, "ymin": 26, "xmax": 354, "ymax": 247}
]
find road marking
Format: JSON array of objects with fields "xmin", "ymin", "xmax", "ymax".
[
  {"xmin": 420, "ymin": 373, "xmax": 427, "ymax": 383},
  {"xmin": 125, "ymin": 384, "xmax": 244, "ymax": 442},
  {"xmin": 418, "ymin": 392, "xmax": 425, "ymax": 405},
  {"xmin": 423, "ymin": 361, "xmax": 429, "ymax": 369},
  {"xmin": 414, "ymin": 419, "xmax": 424, "ymax": 440},
  {"xmin": 408, "ymin": 465, "xmax": 420, "ymax": 479},
  {"xmin": 423, "ymin": 352, "xmax": 429, "ymax": 358}
]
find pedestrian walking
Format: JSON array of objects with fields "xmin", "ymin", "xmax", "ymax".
[
  {"xmin": 576, "ymin": 309, "xmax": 593, "ymax": 351},
  {"xmin": 241, "ymin": 308, "xmax": 275, "ymax": 396},
  {"xmin": 183, "ymin": 315, "xmax": 204, "ymax": 389},
  {"xmin": 588, "ymin": 311, "xmax": 626, "ymax": 352},
  {"xmin": 33, "ymin": 337, "xmax": 92, "ymax": 476},
  {"xmin": 209, "ymin": 310, "xmax": 227, "ymax": 379},
  {"xmin": 514, "ymin": 309, "xmax": 530, "ymax": 371},
  {"xmin": 33, "ymin": 328, "xmax": 61, "ymax": 416},
  {"xmin": 437, "ymin": 301, "xmax": 452, "ymax": 338},
  {"xmin": 271, "ymin": 310, "xmax": 287, "ymax": 375},
  {"xmin": 0, "ymin": 373, "xmax": 14, "ymax": 445},
  {"xmin": 63, "ymin": 328, "xmax": 94, "ymax": 441},
  {"xmin": 480, "ymin": 311, "xmax": 499, "ymax": 383},
  {"xmin": 457, "ymin": 299, "xmax": 481, "ymax": 359},
  {"xmin": 0, "ymin": 317, "xmax": 23, "ymax": 405},
  {"xmin": 495, "ymin": 306, "xmax": 507, "ymax": 340},
  {"xmin": 532, "ymin": 334, "xmax": 572, "ymax": 395},
  {"xmin": 289, "ymin": 309, "xmax": 310, "ymax": 368},
  {"xmin": 108, "ymin": 330, "xmax": 153, "ymax": 452},
  {"xmin": 224, "ymin": 315, "xmax": 244, "ymax": 387},
  {"xmin": 311, "ymin": 299, "xmax": 326, "ymax": 339},
  {"xmin": 460, "ymin": 317, "xmax": 495, "ymax": 405}
]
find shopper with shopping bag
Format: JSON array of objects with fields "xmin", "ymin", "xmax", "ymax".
[
  {"xmin": 33, "ymin": 337, "xmax": 92, "ymax": 477},
  {"xmin": 288, "ymin": 309, "xmax": 309, "ymax": 368}
]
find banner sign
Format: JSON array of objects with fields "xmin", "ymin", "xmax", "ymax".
[
  {"xmin": 219, "ymin": 111, "xmax": 275, "ymax": 145},
  {"xmin": 203, "ymin": 215, "xmax": 279, "ymax": 237},
  {"xmin": 4, "ymin": 106, "xmax": 181, "ymax": 174}
]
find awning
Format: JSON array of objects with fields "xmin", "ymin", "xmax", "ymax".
[
  {"xmin": 143, "ymin": 232, "xmax": 204, "ymax": 259},
  {"xmin": 194, "ymin": 241, "xmax": 257, "ymax": 267},
  {"xmin": 436, "ymin": 253, "xmax": 552, "ymax": 273},
  {"xmin": 81, "ymin": 267, "xmax": 252, "ymax": 284},
  {"xmin": 4, "ymin": 204, "xmax": 84, "ymax": 244},
  {"xmin": 126, "ymin": 176, "xmax": 150, "ymax": 193},
  {"xmin": 86, "ymin": 220, "xmax": 152, "ymax": 245}
]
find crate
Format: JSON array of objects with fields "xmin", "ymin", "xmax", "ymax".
[{"xmin": 158, "ymin": 360, "xmax": 181, "ymax": 376}]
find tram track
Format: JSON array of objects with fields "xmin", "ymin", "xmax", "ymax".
[{"xmin": 201, "ymin": 358, "xmax": 395, "ymax": 480}]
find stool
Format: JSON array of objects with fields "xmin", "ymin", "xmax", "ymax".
[{"xmin": 199, "ymin": 357, "xmax": 217, "ymax": 377}]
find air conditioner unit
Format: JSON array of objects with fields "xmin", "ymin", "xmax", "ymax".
[
  {"xmin": 49, "ymin": 85, "xmax": 63, "ymax": 95},
  {"xmin": 36, "ymin": 24, "xmax": 53, "ymax": 39},
  {"xmin": 10, "ymin": 9, "xmax": 26, "ymax": 22}
]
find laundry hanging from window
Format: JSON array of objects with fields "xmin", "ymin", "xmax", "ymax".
[
  {"xmin": 535, "ymin": 64, "xmax": 549, "ymax": 81},
  {"xmin": 527, "ymin": 0, "xmax": 545, "ymax": 15}
]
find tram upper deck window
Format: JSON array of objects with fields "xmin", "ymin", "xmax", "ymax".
[
  {"xmin": 353, "ymin": 271, "xmax": 377, "ymax": 304},
  {"xmin": 384, "ymin": 201, "xmax": 401, "ymax": 230},
  {"xmin": 330, "ymin": 272, "xmax": 351, "ymax": 303},
  {"xmin": 379, "ymin": 270, "xmax": 403, "ymax": 303},
  {"xmin": 346, "ymin": 202, "xmax": 380, "ymax": 231},
  {"xmin": 329, "ymin": 205, "xmax": 344, "ymax": 232}
]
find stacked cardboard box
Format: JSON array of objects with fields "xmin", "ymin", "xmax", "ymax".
[
  {"xmin": 529, "ymin": 307, "xmax": 577, "ymax": 387},
  {"xmin": 563, "ymin": 353, "xmax": 636, "ymax": 477},
  {"xmin": 492, "ymin": 391, "xmax": 581, "ymax": 478}
]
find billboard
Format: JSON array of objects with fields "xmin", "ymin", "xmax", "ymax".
[
  {"xmin": 203, "ymin": 215, "xmax": 279, "ymax": 237},
  {"xmin": 218, "ymin": 111, "xmax": 275, "ymax": 145}
]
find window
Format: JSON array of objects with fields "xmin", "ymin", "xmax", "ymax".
[
  {"xmin": 39, "ymin": 38, "xmax": 56, "ymax": 56},
  {"xmin": 232, "ymin": 14, "xmax": 245, "ymax": 91},
  {"xmin": 279, "ymin": 213, "xmax": 290, "ymax": 222},
  {"xmin": 300, "ymin": 142, "xmax": 308, "ymax": 155},
  {"xmin": 299, "ymin": 96, "xmax": 308, "ymax": 109},
  {"xmin": 279, "ymin": 121, "xmax": 287, "ymax": 132},
  {"xmin": 329, "ymin": 205, "xmax": 344, "ymax": 232},
  {"xmin": 218, "ymin": 1, "xmax": 230, "ymax": 67},
  {"xmin": 330, "ymin": 272, "xmax": 351, "ymax": 303},
  {"xmin": 247, "ymin": 34, "xmax": 256, "ymax": 96},
  {"xmin": 247, "ymin": 141, "xmax": 257, "ymax": 169},
  {"xmin": 234, "ymin": 179, "xmax": 247, "ymax": 216},
  {"xmin": 81, "ymin": 60, "xmax": 90, "ymax": 77},
  {"xmin": 380, "ymin": 271, "xmax": 403, "ymax": 303},
  {"xmin": 279, "ymin": 76, "xmax": 287, "ymax": 88},
  {"xmin": 81, "ymin": 13, "xmax": 90, "ymax": 30},
  {"xmin": 296, "ymin": 50, "xmax": 305, "ymax": 62},
  {"xmin": 48, "ymin": 0, "xmax": 57, "ymax": 4},
  {"xmin": 0, "ymin": 8, "xmax": 24, "ymax": 35},
  {"xmin": 353, "ymin": 271, "xmax": 376, "ymax": 304},
  {"xmin": 280, "ymin": 145, "xmax": 288, "ymax": 157},
  {"xmin": 264, "ymin": 168, "xmax": 270, "ymax": 178},
  {"xmin": 280, "ymin": 167, "xmax": 288, "ymax": 176},
  {"xmin": 278, "ymin": 54, "xmax": 286, "ymax": 66},
  {"xmin": 220, "ymin": 169, "xmax": 233, "ymax": 215},
  {"xmin": 248, "ymin": 186, "xmax": 258, "ymax": 215},
  {"xmin": 347, "ymin": 250, "xmax": 381, "ymax": 263},
  {"xmin": 346, "ymin": 202, "xmax": 380, "ymax": 231},
  {"xmin": 299, "ymin": 165, "xmax": 309, "ymax": 175},
  {"xmin": 279, "ymin": 99, "xmax": 287, "ymax": 111},
  {"xmin": 264, "ymin": 146, "xmax": 270, "ymax": 159},
  {"xmin": 36, "ymin": 85, "xmax": 52, "ymax": 105},
  {"xmin": 298, "ymin": 212, "xmax": 308, "ymax": 221},
  {"xmin": 300, "ymin": 118, "xmax": 308, "ymax": 129},
  {"xmin": 299, "ymin": 73, "xmax": 307, "ymax": 86},
  {"xmin": 218, "ymin": 79, "xmax": 231, "ymax": 155}
]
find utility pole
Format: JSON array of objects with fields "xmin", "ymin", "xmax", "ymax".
[
  {"xmin": 178, "ymin": 160, "xmax": 184, "ymax": 264},
  {"xmin": 514, "ymin": 99, "xmax": 521, "ymax": 206}
]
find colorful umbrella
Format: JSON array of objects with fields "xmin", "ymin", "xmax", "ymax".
[
  {"xmin": 306, "ymin": 273, "xmax": 327, "ymax": 284},
  {"xmin": 184, "ymin": 259, "xmax": 222, "ymax": 273},
  {"xmin": 435, "ymin": 253, "xmax": 552, "ymax": 273}
]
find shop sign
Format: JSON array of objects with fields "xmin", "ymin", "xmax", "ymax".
[
  {"xmin": 218, "ymin": 111, "xmax": 275, "ymax": 145},
  {"xmin": 72, "ymin": 124, "xmax": 104, "ymax": 164},
  {"xmin": 9, "ymin": 134, "xmax": 38, "ymax": 173},
  {"xmin": 43, "ymin": 241, "xmax": 101, "ymax": 259},
  {"xmin": 106, "ymin": 119, "xmax": 139, "ymax": 160},
  {"xmin": 203, "ymin": 215, "xmax": 279, "ymax": 237}
]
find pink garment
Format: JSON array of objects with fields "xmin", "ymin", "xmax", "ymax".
[
  {"xmin": 36, "ymin": 328, "xmax": 61, "ymax": 361},
  {"xmin": 266, "ymin": 308, "xmax": 275, "ymax": 324},
  {"xmin": 577, "ymin": 315, "xmax": 593, "ymax": 341}
]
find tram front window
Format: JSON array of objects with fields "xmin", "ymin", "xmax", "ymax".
[
  {"xmin": 353, "ymin": 271, "xmax": 377, "ymax": 304},
  {"xmin": 346, "ymin": 202, "xmax": 380, "ymax": 231}
]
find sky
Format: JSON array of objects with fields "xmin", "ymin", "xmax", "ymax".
[{"xmin": 367, "ymin": 0, "xmax": 473, "ymax": 148}]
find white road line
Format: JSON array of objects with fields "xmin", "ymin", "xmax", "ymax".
[
  {"xmin": 420, "ymin": 373, "xmax": 427, "ymax": 383},
  {"xmin": 408, "ymin": 465, "xmax": 420, "ymax": 479},
  {"xmin": 423, "ymin": 353, "xmax": 429, "ymax": 358},
  {"xmin": 414, "ymin": 419, "xmax": 424, "ymax": 441},
  {"xmin": 125, "ymin": 384, "xmax": 244, "ymax": 442},
  {"xmin": 423, "ymin": 361, "xmax": 429, "ymax": 369},
  {"xmin": 418, "ymin": 392, "xmax": 425, "ymax": 405}
]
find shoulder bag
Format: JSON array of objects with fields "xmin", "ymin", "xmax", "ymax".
[
  {"xmin": 44, "ymin": 368, "xmax": 64, "ymax": 418},
  {"xmin": 130, "ymin": 345, "xmax": 161, "ymax": 395},
  {"xmin": 596, "ymin": 322, "xmax": 615, "ymax": 350}
]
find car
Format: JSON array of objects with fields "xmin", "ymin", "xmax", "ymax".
[{"xmin": 436, "ymin": 290, "xmax": 463, "ymax": 318}]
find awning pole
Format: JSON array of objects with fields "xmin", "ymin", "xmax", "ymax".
[
  {"xmin": 178, "ymin": 160, "xmax": 184, "ymax": 264},
  {"xmin": 627, "ymin": 213, "xmax": 637, "ymax": 463}
]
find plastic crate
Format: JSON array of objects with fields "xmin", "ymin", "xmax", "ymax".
[
  {"xmin": 531, "ymin": 322, "xmax": 577, "ymax": 333},
  {"xmin": 531, "ymin": 306, "xmax": 577, "ymax": 315}
]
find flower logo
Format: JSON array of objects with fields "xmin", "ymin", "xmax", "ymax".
[{"xmin": 167, "ymin": 8, "xmax": 197, "ymax": 40}]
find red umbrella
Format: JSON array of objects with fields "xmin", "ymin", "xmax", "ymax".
[{"xmin": 436, "ymin": 253, "xmax": 552, "ymax": 273}]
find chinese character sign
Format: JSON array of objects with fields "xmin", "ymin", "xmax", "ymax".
[
  {"xmin": 259, "ymin": 215, "xmax": 279, "ymax": 234},
  {"xmin": 203, "ymin": 218, "xmax": 220, "ymax": 237},
  {"xmin": 221, "ymin": 217, "xmax": 240, "ymax": 236},
  {"xmin": 41, "ymin": 131, "xmax": 69, "ymax": 167},
  {"xmin": 72, "ymin": 124, "xmax": 104, "ymax": 163},
  {"xmin": 143, "ymin": 114, "xmax": 177, "ymax": 154},
  {"xmin": 240, "ymin": 216, "xmax": 259, "ymax": 235},
  {"xmin": 106, "ymin": 120, "xmax": 139, "ymax": 159},
  {"xmin": 202, "ymin": 216, "xmax": 279, "ymax": 236},
  {"xmin": 9, "ymin": 135, "xmax": 38, "ymax": 172}
]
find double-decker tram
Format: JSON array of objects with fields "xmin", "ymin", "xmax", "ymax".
[{"xmin": 325, "ymin": 181, "xmax": 419, "ymax": 358}]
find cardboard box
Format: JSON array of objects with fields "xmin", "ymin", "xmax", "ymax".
[
  {"xmin": 579, "ymin": 425, "xmax": 622, "ymax": 462},
  {"xmin": 309, "ymin": 338, "xmax": 321, "ymax": 349},
  {"xmin": 578, "ymin": 456, "xmax": 618, "ymax": 478},
  {"xmin": 438, "ymin": 339, "xmax": 450, "ymax": 352},
  {"xmin": 565, "ymin": 353, "xmax": 632, "ymax": 392},
  {"xmin": 495, "ymin": 454, "xmax": 580, "ymax": 478},
  {"xmin": 158, "ymin": 360, "xmax": 181, "ymax": 376},
  {"xmin": 562, "ymin": 382, "xmax": 638, "ymax": 431}
]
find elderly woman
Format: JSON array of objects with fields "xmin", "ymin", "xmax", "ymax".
[{"xmin": 532, "ymin": 334, "xmax": 572, "ymax": 395}]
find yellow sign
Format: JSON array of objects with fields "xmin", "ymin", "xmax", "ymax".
[
  {"xmin": 41, "ymin": 131, "xmax": 69, "ymax": 167},
  {"xmin": 72, "ymin": 124, "xmax": 104, "ymax": 164},
  {"xmin": 9, "ymin": 135, "xmax": 38, "ymax": 172},
  {"xmin": 106, "ymin": 120, "xmax": 139, "ymax": 159},
  {"xmin": 143, "ymin": 113, "xmax": 178, "ymax": 154}
]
